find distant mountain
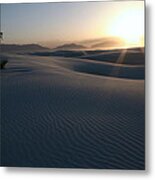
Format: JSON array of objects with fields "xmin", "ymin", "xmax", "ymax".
[
  {"xmin": 79, "ymin": 37, "xmax": 125, "ymax": 49},
  {"xmin": 53, "ymin": 43, "xmax": 86, "ymax": 50},
  {"xmin": 91, "ymin": 38, "xmax": 125, "ymax": 49},
  {"xmin": 1, "ymin": 44, "xmax": 50, "ymax": 53},
  {"xmin": 80, "ymin": 38, "xmax": 105, "ymax": 46}
]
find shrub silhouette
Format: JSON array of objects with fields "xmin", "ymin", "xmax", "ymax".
[{"xmin": 0, "ymin": 60, "xmax": 8, "ymax": 69}]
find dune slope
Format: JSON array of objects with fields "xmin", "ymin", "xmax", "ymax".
[{"xmin": 1, "ymin": 53, "xmax": 145, "ymax": 169}]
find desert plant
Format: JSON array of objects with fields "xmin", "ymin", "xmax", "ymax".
[{"xmin": 0, "ymin": 60, "xmax": 8, "ymax": 69}]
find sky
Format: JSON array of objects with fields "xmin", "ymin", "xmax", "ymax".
[{"xmin": 1, "ymin": 1, "xmax": 144, "ymax": 48}]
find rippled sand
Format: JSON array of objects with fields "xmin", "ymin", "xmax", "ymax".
[{"xmin": 1, "ymin": 49, "xmax": 145, "ymax": 169}]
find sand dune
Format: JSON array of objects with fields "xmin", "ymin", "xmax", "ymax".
[
  {"xmin": 46, "ymin": 55, "xmax": 144, "ymax": 79},
  {"xmin": 32, "ymin": 47, "xmax": 145, "ymax": 65},
  {"xmin": 1, "ymin": 49, "xmax": 145, "ymax": 169},
  {"xmin": 80, "ymin": 50, "xmax": 145, "ymax": 65},
  {"xmin": 31, "ymin": 48, "xmax": 145, "ymax": 79}
]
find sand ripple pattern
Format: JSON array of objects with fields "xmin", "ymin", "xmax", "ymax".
[{"xmin": 1, "ymin": 54, "xmax": 145, "ymax": 169}]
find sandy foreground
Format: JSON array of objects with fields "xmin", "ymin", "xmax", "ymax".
[{"xmin": 1, "ymin": 50, "xmax": 145, "ymax": 169}]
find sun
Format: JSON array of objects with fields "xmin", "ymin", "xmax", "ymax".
[{"xmin": 108, "ymin": 8, "xmax": 144, "ymax": 47}]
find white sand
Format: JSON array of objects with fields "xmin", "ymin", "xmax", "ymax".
[{"xmin": 1, "ymin": 51, "xmax": 145, "ymax": 169}]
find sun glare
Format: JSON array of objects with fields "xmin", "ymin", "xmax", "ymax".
[{"xmin": 108, "ymin": 8, "xmax": 144, "ymax": 47}]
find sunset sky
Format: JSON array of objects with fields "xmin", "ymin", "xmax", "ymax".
[{"xmin": 1, "ymin": 1, "xmax": 144, "ymax": 48}]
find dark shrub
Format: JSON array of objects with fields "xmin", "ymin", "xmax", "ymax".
[{"xmin": 0, "ymin": 60, "xmax": 8, "ymax": 69}]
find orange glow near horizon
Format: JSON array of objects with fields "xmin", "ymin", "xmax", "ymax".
[
  {"xmin": 106, "ymin": 7, "xmax": 144, "ymax": 48},
  {"xmin": 1, "ymin": 1, "xmax": 144, "ymax": 48}
]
